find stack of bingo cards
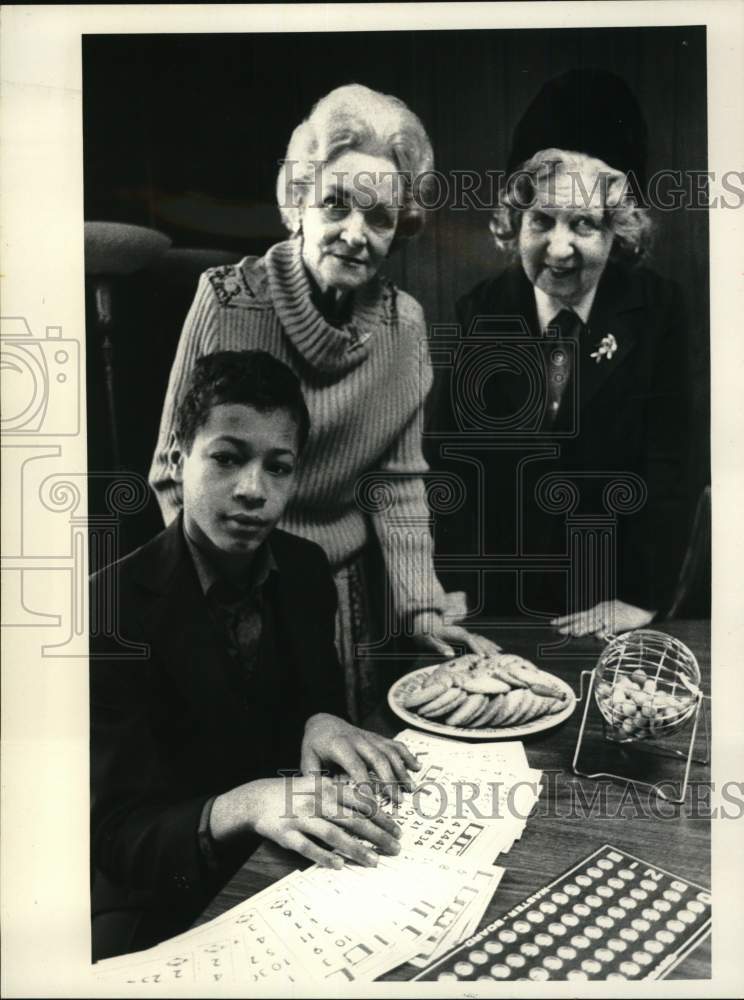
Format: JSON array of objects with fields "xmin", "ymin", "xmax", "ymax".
[
  {"xmin": 95, "ymin": 732, "xmax": 544, "ymax": 987},
  {"xmin": 416, "ymin": 845, "xmax": 711, "ymax": 982}
]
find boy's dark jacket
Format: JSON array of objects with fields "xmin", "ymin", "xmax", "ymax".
[{"xmin": 90, "ymin": 516, "xmax": 345, "ymax": 948}]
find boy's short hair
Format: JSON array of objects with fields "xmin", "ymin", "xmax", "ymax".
[{"xmin": 175, "ymin": 350, "xmax": 311, "ymax": 454}]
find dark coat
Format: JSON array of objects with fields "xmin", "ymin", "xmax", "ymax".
[
  {"xmin": 90, "ymin": 517, "xmax": 345, "ymax": 957},
  {"xmin": 428, "ymin": 262, "xmax": 693, "ymax": 618}
]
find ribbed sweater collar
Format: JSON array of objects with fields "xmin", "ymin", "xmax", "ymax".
[{"xmin": 265, "ymin": 238, "xmax": 387, "ymax": 376}]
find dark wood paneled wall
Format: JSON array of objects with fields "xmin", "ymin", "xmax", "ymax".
[{"xmin": 85, "ymin": 27, "xmax": 708, "ymax": 324}]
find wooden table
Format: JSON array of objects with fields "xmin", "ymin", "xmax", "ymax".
[{"xmin": 195, "ymin": 619, "xmax": 711, "ymax": 981}]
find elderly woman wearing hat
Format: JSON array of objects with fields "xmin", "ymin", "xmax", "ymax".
[
  {"xmin": 150, "ymin": 84, "xmax": 498, "ymax": 720},
  {"xmin": 449, "ymin": 69, "xmax": 692, "ymax": 637}
]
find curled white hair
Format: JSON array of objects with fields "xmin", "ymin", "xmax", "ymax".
[{"xmin": 490, "ymin": 148, "xmax": 654, "ymax": 263}]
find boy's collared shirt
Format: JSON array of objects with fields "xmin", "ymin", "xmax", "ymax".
[
  {"xmin": 183, "ymin": 526, "xmax": 278, "ymax": 678},
  {"xmin": 185, "ymin": 527, "xmax": 278, "ymax": 595}
]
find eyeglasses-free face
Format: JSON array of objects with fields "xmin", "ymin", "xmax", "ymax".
[
  {"xmin": 517, "ymin": 166, "xmax": 615, "ymax": 306},
  {"xmin": 175, "ymin": 403, "xmax": 299, "ymax": 572},
  {"xmin": 300, "ymin": 150, "xmax": 401, "ymax": 297}
]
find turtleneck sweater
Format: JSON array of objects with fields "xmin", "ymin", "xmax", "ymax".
[{"xmin": 149, "ymin": 238, "xmax": 447, "ymax": 623}]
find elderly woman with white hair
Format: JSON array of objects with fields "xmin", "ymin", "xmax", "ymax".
[
  {"xmin": 150, "ymin": 84, "xmax": 497, "ymax": 720},
  {"xmin": 445, "ymin": 69, "xmax": 693, "ymax": 638}
]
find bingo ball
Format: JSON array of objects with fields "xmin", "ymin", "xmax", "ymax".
[{"xmin": 593, "ymin": 630, "xmax": 701, "ymax": 742}]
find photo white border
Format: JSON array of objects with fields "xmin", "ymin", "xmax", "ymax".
[{"xmin": 2, "ymin": 3, "xmax": 742, "ymax": 997}]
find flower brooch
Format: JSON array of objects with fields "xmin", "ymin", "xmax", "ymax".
[{"xmin": 590, "ymin": 333, "xmax": 618, "ymax": 363}]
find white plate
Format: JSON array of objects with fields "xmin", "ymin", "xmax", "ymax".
[{"xmin": 388, "ymin": 664, "xmax": 577, "ymax": 740}]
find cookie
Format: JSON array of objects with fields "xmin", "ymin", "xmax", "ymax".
[
  {"xmin": 432, "ymin": 654, "xmax": 483, "ymax": 686},
  {"xmin": 402, "ymin": 680, "xmax": 449, "ymax": 710},
  {"xmin": 466, "ymin": 696, "xmax": 497, "ymax": 726},
  {"xmin": 547, "ymin": 697, "xmax": 568, "ymax": 715},
  {"xmin": 459, "ymin": 662, "xmax": 512, "ymax": 695},
  {"xmin": 445, "ymin": 693, "xmax": 487, "ymax": 727},
  {"xmin": 496, "ymin": 689, "xmax": 530, "ymax": 726},
  {"xmin": 496, "ymin": 654, "xmax": 541, "ymax": 689},
  {"xmin": 418, "ymin": 687, "xmax": 467, "ymax": 718},
  {"xmin": 508, "ymin": 690, "xmax": 544, "ymax": 726},
  {"xmin": 527, "ymin": 671, "xmax": 567, "ymax": 700},
  {"xmin": 518, "ymin": 693, "xmax": 556, "ymax": 724},
  {"xmin": 471, "ymin": 694, "xmax": 506, "ymax": 728}
]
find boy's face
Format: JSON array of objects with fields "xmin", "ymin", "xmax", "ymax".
[{"xmin": 175, "ymin": 403, "xmax": 299, "ymax": 565}]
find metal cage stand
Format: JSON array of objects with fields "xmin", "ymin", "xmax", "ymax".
[{"xmin": 572, "ymin": 668, "xmax": 709, "ymax": 804}]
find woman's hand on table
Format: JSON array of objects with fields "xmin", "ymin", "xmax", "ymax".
[
  {"xmin": 411, "ymin": 611, "xmax": 502, "ymax": 659},
  {"xmin": 551, "ymin": 599, "xmax": 656, "ymax": 638},
  {"xmin": 210, "ymin": 774, "xmax": 402, "ymax": 869},
  {"xmin": 301, "ymin": 713, "xmax": 421, "ymax": 802}
]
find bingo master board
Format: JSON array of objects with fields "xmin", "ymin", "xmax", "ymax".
[{"xmin": 415, "ymin": 844, "xmax": 711, "ymax": 982}]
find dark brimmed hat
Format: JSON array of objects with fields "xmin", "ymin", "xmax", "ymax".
[{"xmin": 507, "ymin": 68, "xmax": 648, "ymax": 188}]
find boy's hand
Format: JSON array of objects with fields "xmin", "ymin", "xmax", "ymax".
[
  {"xmin": 211, "ymin": 775, "xmax": 401, "ymax": 869},
  {"xmin": 301, "ymin": 714, "xmax": 421, "ymax": 801}
]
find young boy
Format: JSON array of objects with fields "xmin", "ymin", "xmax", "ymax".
[{"xmin": 90, "ymin": 350, "xmax": 418, "ymax": 961}]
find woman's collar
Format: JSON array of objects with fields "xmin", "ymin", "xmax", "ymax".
[
  {"xmin": 301, "ymin": 258, "xmax": 354, "ymax": 329},
  {"xmin": 264, "ymin": 238, "xmax": 389, "ymax": 375},
  {"xmin": 534, "ymin": 282, "xmax": 600, "ymax": 332}
]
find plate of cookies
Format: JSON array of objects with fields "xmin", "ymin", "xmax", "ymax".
[{"xmin": 388, "ymin": 653, "xmax": 576, "ymax": 739}]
